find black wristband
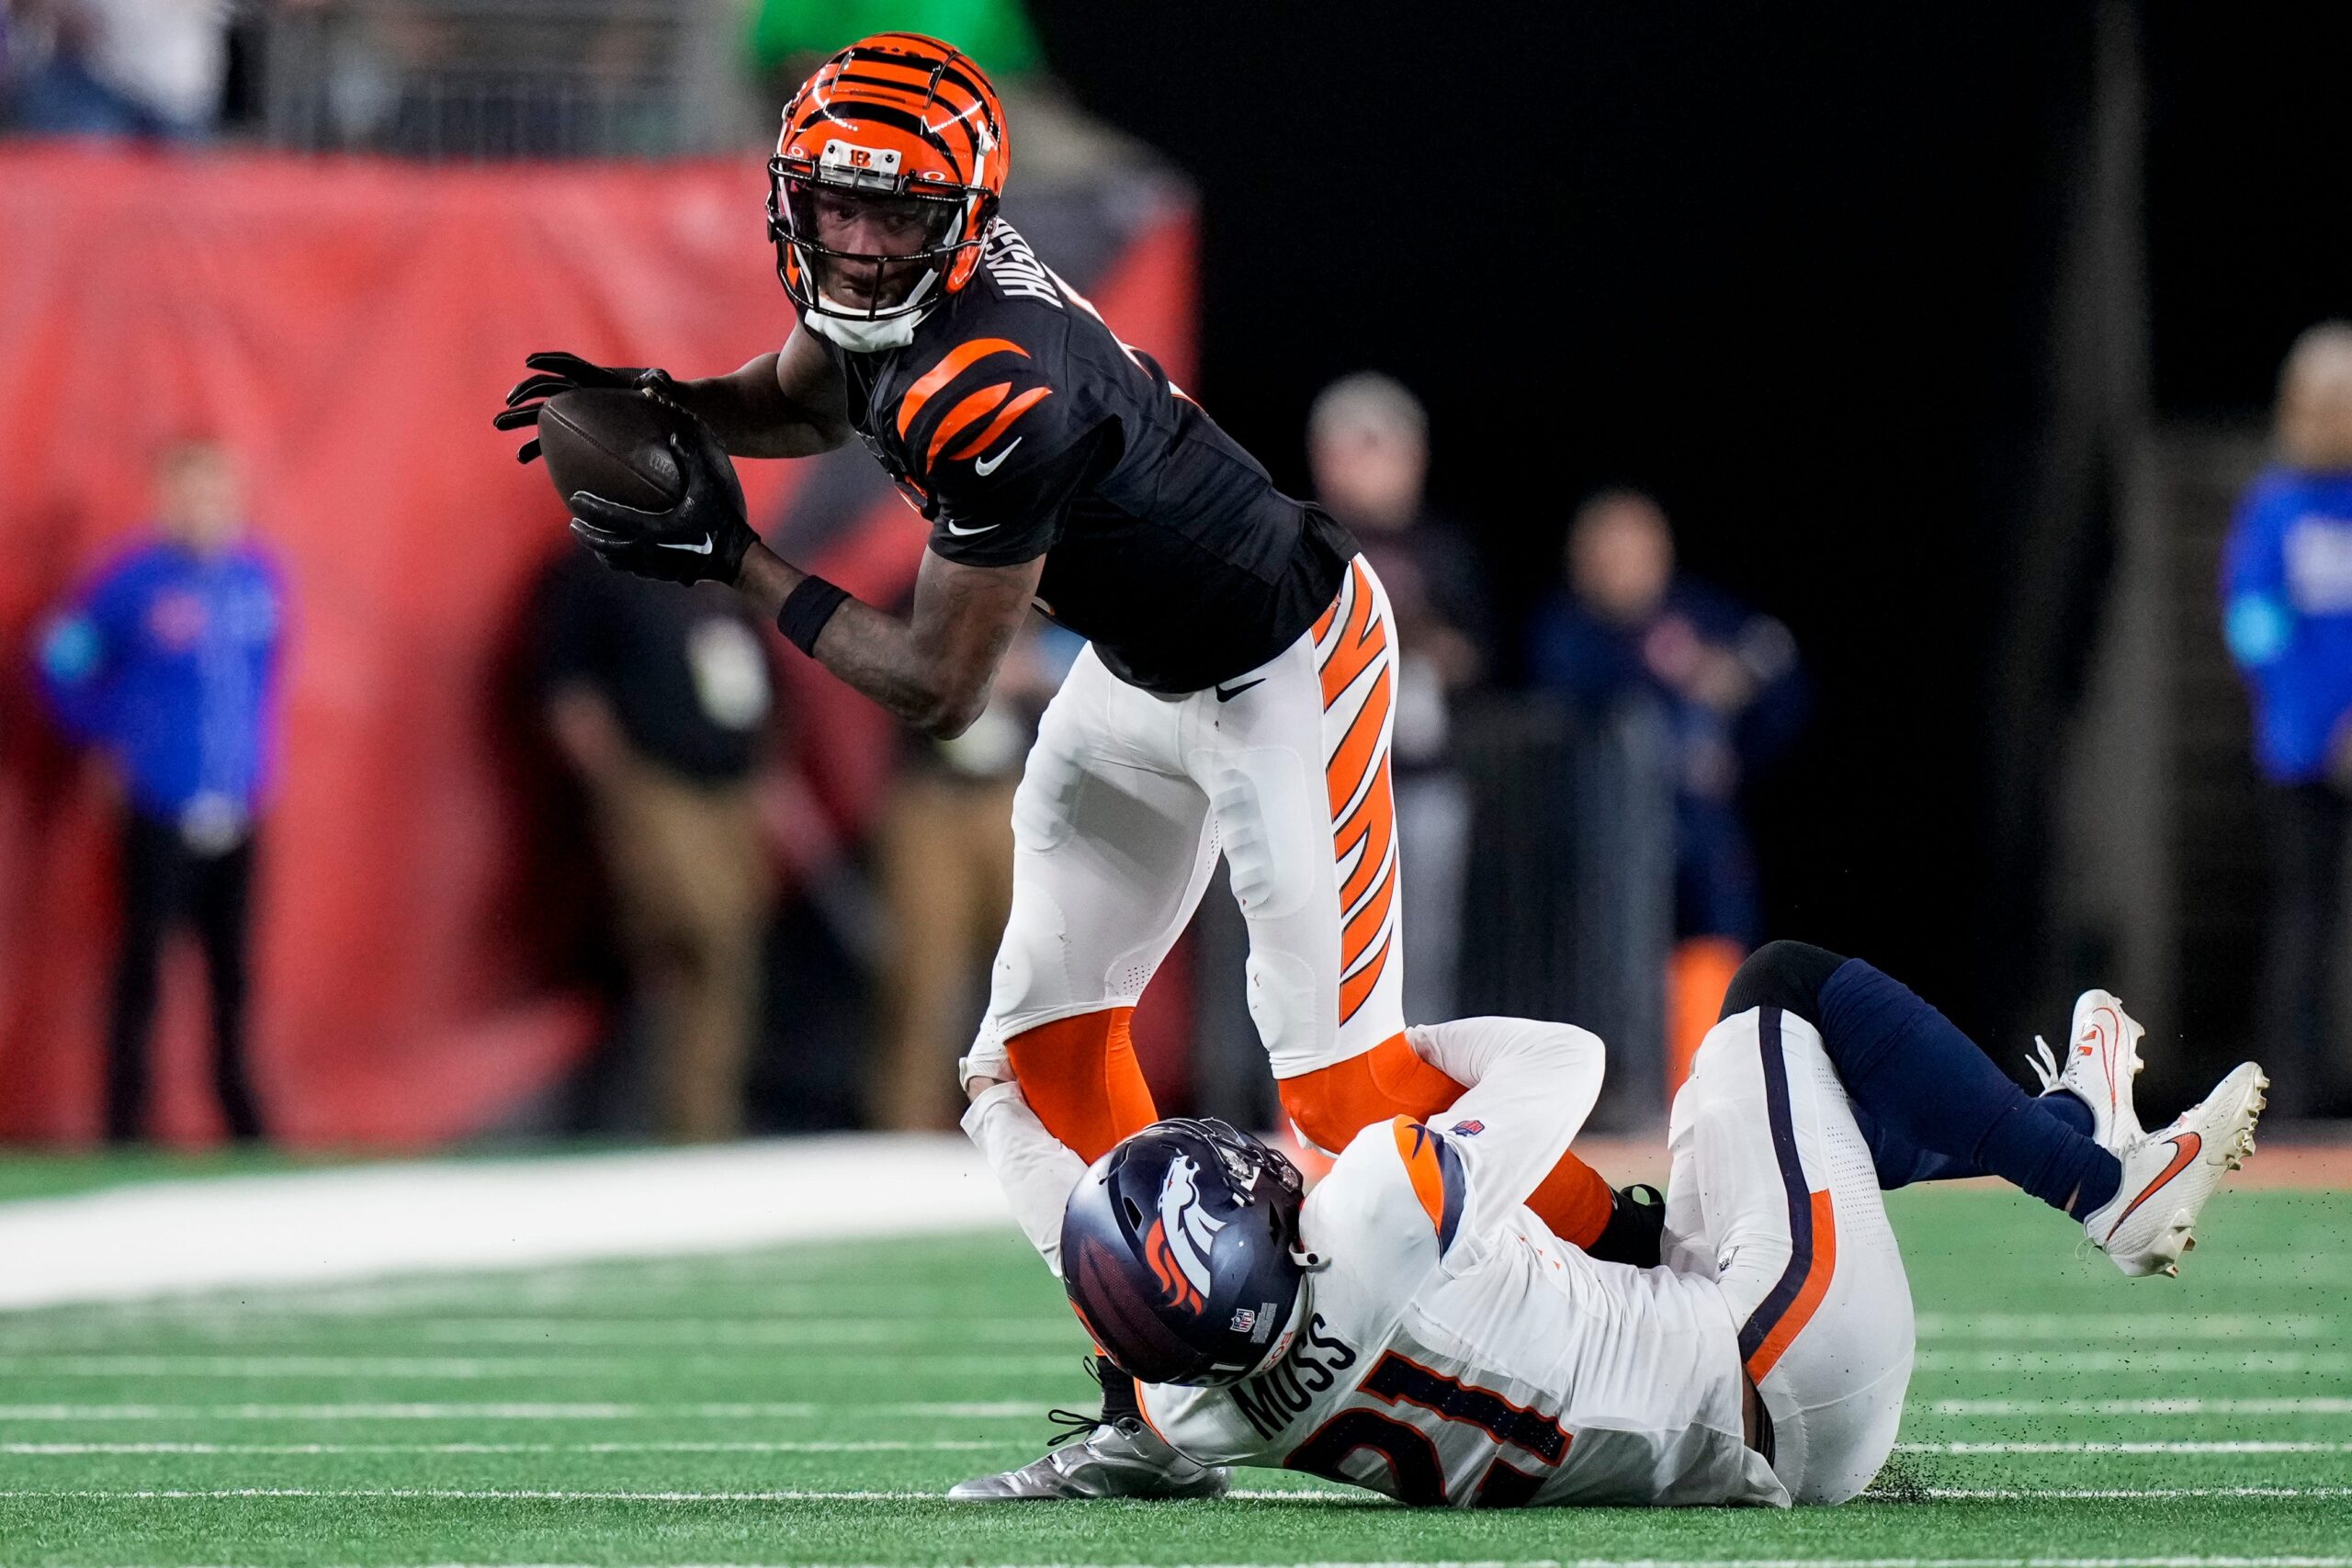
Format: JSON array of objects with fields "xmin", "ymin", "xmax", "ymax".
[{"xmin": 777, "ymin": 574, "xmax": 851, "ymax": 656}]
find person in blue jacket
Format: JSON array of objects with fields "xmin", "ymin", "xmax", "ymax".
[
  {"xmin": 35, "ymin": 440, "xmax": 286, "ymax": 1144},
  {"xmin": 2222, "ymin": 322, "xmax": 2352, "ymax": 1120},
  {"xmin": 1527, "ymin": 489, "xmax": 1805, "ymax": 947}
]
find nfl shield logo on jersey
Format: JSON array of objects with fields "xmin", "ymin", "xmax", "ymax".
[{"xmin": 1451, "ymin": 1120, "xmax": 1486, "ymax": 1136}]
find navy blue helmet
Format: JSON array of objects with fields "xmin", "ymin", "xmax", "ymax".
[{"xmin": 1060, "ymin": 1118, "xmax": 1308, "ymax": 1387}]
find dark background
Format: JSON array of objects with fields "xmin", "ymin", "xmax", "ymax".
[{"xmin": 1030, "ymin": 1, "xmax": 2352, "ymax": 1037}]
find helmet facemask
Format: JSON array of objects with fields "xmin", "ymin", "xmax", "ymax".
[
  {"xmin": 769, "ymin": 142, "xmax": 989, "ymax": 325},
  {"xmin": 767, "ymin": 34, "xmax": 1007, "ymax": 335}
]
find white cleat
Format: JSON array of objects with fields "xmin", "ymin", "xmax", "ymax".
[
  {"xmin": 2029, "ymin": 987, "xmax": 2148, "ymax": 1150},
  {"xmin": 2082, "ymin": 1062, "xmax": 2267, "ymax": 1278},
  {"xmin": 946, "ymin": 1416, "xmax": 1229, "ymax": 1502}
]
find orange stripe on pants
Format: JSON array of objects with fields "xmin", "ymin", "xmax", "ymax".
[
  {"xmin": 1004, "ymin": 1008, "xmax": 1159, "ymax": 1164},
  {"xmin": 1745, "ymin": 1190, "xmax": 1839, "ymax": 1382}
]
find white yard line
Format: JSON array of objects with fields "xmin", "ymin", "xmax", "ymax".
[
  {"xmin": 1912, "ymin": 1313, "xmax": 2338, "ymax": 1340},
  {"xmin": 0, "ymin": 1136, "xmax": 1014, "ymax": 1310},
  {"xmin": 3, "ymin": 1484, "xmax": 2348, "ymax": 1504},
  {"xmin": 0, "ymin": 1439, "xmax": 1018, "ymax": 1454},
  {"xmin": 1895, "ymin": 1440, "xmax": 2352, "ymax": 1454},
  {"xmin": 0, "ymin": 1352, "xmax": 1076, "ymax": 1378},
  {"xmin": 16, "ymin": 1438, "xmax": 2335, "ymax": 1457},
  {"xmin": 1931, "ymin": 1397, "xmax": 2352, "ymax": 1416},
  {"xmin": 59, "ymin": 1560, "xmax": 2352, "ymax": 1568},
  {"xmin": 1906, "ymin": 1487, "xmax": 2352, "ymax": 1500},
  {"xmin": 1914, "ymin": 1349, "xmax": 2352, "ymax": 1373},
  {"xmin": 0, "ymin": 1401, "xmax": 1039, "ymax": 1420},
  {"xmin": 0, "ymin": 1318, "xmax": 1080, "ymax": 1349}
]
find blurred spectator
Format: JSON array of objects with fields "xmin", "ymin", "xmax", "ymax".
[
  {"xmin": 535, "ymin": 547, "xmax": 776, "ymax": 1143},
  {"xmin": 1527, "ymin": 490, "xmax": 1803, "ymax": 1086},
  {"xmin": 870, "ymin": 619, "xmax": 1076, "ymax": 1129},
  {"xmin": 3, "ymin": 0, "xmax": 234, "ymax": 140},
  {"xmin": 2222, "ymin": 321, "xmax": 2352, "ymax": 1121},
  {"xmin": 1309, "ymin": 372, "xmax": 1491, "ymax": 1023},
  {"xmin": 34, "ymin": 440, "xmax": 284, "ymax": 1145}
]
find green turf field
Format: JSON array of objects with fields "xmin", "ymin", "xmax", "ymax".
[{"xmin": 1, "ymin": 1183, "xmax": 2346, "ymax": 1566}]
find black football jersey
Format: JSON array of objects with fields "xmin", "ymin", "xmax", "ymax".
[{"xmin": 807, "ymin": 220, "xmax": 1355, "ymax": 695}]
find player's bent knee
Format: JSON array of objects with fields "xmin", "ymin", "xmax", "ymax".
[{"xmin": 1719, "ymin": 940, "xmax": 1848, "ymax": 1024}]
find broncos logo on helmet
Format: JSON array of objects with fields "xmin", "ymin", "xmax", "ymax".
[
  {"xmin": 1141, "ymin": 1156, "xmax": 1227, "ymax": 1315},
  {"xmin": 1062, "ymin": 1119, "xmax": 1306, "ymax": 1386}
]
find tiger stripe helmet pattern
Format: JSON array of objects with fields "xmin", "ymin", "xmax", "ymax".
[{"xmin": 768, "ymin": 32, "xmax": 1009, "ymax": 323}]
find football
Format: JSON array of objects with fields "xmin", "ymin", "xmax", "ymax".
[{"xmin": 535, "ymin": 387, "xmax": 694, "ymax": 512}]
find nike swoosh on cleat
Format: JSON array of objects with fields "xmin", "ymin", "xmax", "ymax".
[
  {"xmin": 1215, "ymin": 678, "xmax": 1266, "ymax": 703},
  {"xmin": 655, "ymin": 536, "xmax": 715, "ymax": 554},
  {"xmin": 974, "ymin": 437, "xmax": 1023, "ymax": 476},
  {"xmin": 2115, "ymin": 1131, "xmax": 2201, "ymax": 1226}
]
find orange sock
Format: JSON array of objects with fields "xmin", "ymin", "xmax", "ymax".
[
  {"xmin": 1522, "ymin": 1144, "xmax": 1616, "ymax": 1250},
  {"xmin": 1668, "ymin": 936, "xmax": 1747, "ymax": 1105},
  {"xmin": 1278, "ymin": 1032, "xmax": 1462, "ymax": 1156},
  {"xmin": 1278, "ymin": 1033, "xmax": 1616, "ymax": 1249},
  {"xmin": 1004, "ymin": 1008, "xmax": 1159, "ymax": 1164}
]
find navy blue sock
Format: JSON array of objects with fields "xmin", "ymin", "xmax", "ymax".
[
  {"xmin": 1815, "ymin": 960, "xmax": 2120, "ymax": 1218},
  {"xmin": 2040, "ymin": 1089, "xmax": 2093, "ymax": 1138}
]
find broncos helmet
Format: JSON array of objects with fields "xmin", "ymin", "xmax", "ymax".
[{"xmin": 1060, "ymin": 1118, "xmax": 1309, "ymax": 1388}]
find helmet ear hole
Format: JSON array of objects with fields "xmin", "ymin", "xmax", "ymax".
[{"xmin": 1122, "ymin": 1197, "xmax": 1146, "ymax": 1229}]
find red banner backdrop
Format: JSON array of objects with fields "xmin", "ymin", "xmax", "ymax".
[{"xmin": 0, "ymin": 146, "xmax": 1195, "ymax": 1147}]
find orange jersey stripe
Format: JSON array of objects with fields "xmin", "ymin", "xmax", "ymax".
[
  {"xmin": 924, "ymin": 381, "xmax": 1011, "ymax": 468},
  {"xmin": 1391, "ymin": 1117, "xmax": 1449, "ymax": 1237},
  {"xmin": 1341, "ymin": 857, "xmax": 1397, "ymax": 972},
  {"xmin": 1744, "ymin": 1190, "xmax": 1838, "ymax": 1382},
  {"xmin": 1333, "ymin": 752, "xmax": 1396, "ymax": 913},
  {"xmin": 1338, "ymin": 931, "xmax": 1392, "ymax": 1025},
  {"xmin": 946, "ymin": 383, "xmax": 1052, "ymax": 460},
  {"xmin": 1324, "ymin": 665, "xmax": 1394, "ymax": 818},
  {"xmin": 897, "ymin": 338, "xmax": 1028, "ymax": 439}
]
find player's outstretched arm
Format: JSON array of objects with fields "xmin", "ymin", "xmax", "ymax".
[
  {"xmin": 734, "ymin": 541, "xmax": 1043, "ymax": 739},
  {"xmin": 665, "ymin": 328, "xmax": 852, "ymax": 459}
]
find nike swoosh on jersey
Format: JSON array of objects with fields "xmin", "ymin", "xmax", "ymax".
[
  {"xmin": 973, "ymin": 437, "xmax": 1023, "ymax": 476},
  {"xmin": 1215, "ymin": 678, "xmax": 1266, "ymax": 702},
  {"xmin": 944, "ymin": 520, "xmax": 1000, "ymax": 536},
  {"xmin": 2115, "ymin": 1131, "xmax": 2201, "ymax": 1225},
  {"xmin": 655, "ymin": 536, "xmax": 715, "ymax": 554}
]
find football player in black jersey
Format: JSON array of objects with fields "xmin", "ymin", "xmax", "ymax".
[{"xmin": 496, "ymin": 31, "xmax": 1650, "ymax": 1500}]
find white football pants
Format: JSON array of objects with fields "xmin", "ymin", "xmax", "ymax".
[
  {"xmin": 967, "ymin": 558, "xmax": 1406, "ymax": 1084},
  {"xmin": 1663, "ymin": 1004, "xmax": 1917, "ymax": 1505}
]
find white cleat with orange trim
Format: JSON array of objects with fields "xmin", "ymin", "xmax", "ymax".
[
  {"xmin": 2028, "ymin": 988, "xmax": 2147, "ymax": 1150},
  {"xmin": 2081, "ymin": 1061, "xmax": 2267, "ymax": 1278}
]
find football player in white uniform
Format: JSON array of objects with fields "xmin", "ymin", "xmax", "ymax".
[{"xmin": 962, "ymin": 941, "xmax": 2267, "ymax": 1506}]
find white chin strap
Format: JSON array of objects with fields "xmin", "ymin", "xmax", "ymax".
[{"xmin": 802, "ymin": 295, "xmax": 927, "ymax": 353}]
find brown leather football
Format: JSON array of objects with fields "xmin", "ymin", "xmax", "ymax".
[{"xmin": 535, "ymin": 388, "xmax": 689, "ymax": 511}]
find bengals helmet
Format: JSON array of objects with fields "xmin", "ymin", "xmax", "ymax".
[
  {"xmin": 768, "ymin": 33, "xmax": 1009, "ymax": 323},
  {"xmin": 1060, "ymin": 1119, "xmax": 1310, "ymax": 1387}
]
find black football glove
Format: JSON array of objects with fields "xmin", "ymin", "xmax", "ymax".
[
  {"xmin": 565, "ymin": 397, "xmax": 756, "ymax": 587},
  {"xmin": 493, "ymin": 351, "xmax": 675, "ymax": 464}
]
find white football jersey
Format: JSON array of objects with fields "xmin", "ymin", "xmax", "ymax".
[
  {"xmin": 960, "ymin": 1015, "xmax": 1792, "ymax": 1509},
  {"xmin": 1141, "ymin": 1111, "xmax": 1784, "ymax": 1507}
]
